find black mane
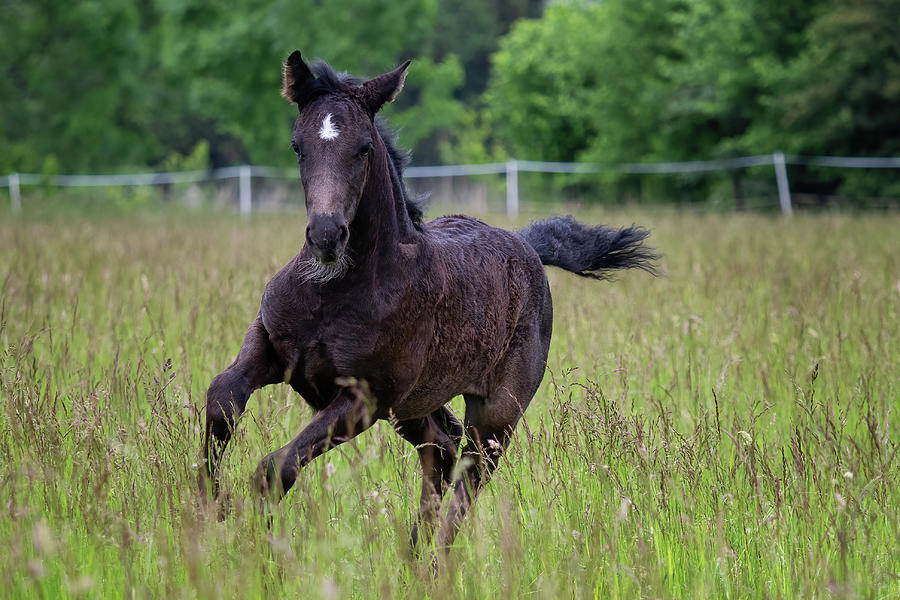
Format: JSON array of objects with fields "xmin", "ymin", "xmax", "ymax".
[{"xmin": 306, "ymin": 60, "xmax": 425, "ymax": 230}]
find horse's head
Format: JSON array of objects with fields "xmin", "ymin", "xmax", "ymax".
[{"xmin": 281, "ymin": 51, "xmax": 410, "ymax": 275}]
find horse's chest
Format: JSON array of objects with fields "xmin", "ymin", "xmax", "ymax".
[
  {"xmin": 270, "ymin": 313, "xmax": 376, "ymax": 374},
  {"xmin": 300, "ymin": 326, "xmax": 374, "ymax": 375},
  {"xmin": 264, "ymin": 297, "xmax": 420, "ymax": 399},
  {"xmin": 259, "ymin": 260, "xmax": 436, "ymax": 407}
]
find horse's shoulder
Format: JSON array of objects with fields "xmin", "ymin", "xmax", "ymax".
[{"xmin": 260, "ymin": 256, "xmax": 318, "ymax": 331}]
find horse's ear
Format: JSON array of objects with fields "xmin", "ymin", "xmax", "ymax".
[
  {"xmin": 360, "ymin": 60, "xmax": 411, "ymax": 115},
  {"xmin": 282, "ymin": 50, "xmax": 314, "ymax": 105}
]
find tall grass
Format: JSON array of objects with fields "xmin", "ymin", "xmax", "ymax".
[{"xmin": 0, "ymin": 209, "xmax": 897, "ymax": 598}]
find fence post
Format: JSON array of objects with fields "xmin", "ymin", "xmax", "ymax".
[
  {"xmin": 773, "ymin": 151, "xmax": 793, "ymax": 216},
  {"xmin": 239, "ymin": 165, "xmax": 252, "ymax": 216},
  {"xmin": 505, "ymin": 159, "xmax": 519, "ymax": 219},
  {"xmin": 9, "ymin": 173, "xmax": 21, "ymax": 214}
]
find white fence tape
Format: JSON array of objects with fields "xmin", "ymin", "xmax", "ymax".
[{"xmin": 3, "ymin": 153, "xmax": 899, "ymax": 217}]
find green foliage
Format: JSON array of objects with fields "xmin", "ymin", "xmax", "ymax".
[
  {"xmin": 486, "ymin": 5, "xmax": 594, "ymax": 162},
  {"xmin": 429, "ymin": 0, "xmax": 543, "ymax": 99},
  {"xmin": 0, "ymin": 0, "xmax": 466, "ymax": 172},
  {"xmin": 383, "ymin": 56, "xmax": 466, "ymax": 164},
  {"xmin": 161, "ymin": 141, "xmax": 211, "ymax": 173},
  {"xmin": 749, "ymin": 2, "xmax": 900, "ymax": 155},
  {"xmin": 654, "ymin": 0, "xmax": 820, "ymax": 159},
  {"xmin": 479, "ymin": 0, "xmax": 900, "ymax": 204},
  {"xmin": 155, "ymin": 0, "xmax": 443, "ymax": 167},
  {"xmin": 0, "ymin": 0, "xmax": 164, "ymax": 173},
  {"xmin": 485, "ymin": 1, "xmax": 678, "ymax": 165},
  {"xmin": 3, "ymin": 0, "xmax": 900, "ymax": 205},
  {"xmin": 747, "ymin": 1, "xmax": 900, "ymax": 198}
]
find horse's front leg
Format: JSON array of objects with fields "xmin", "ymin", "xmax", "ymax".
[
  {"xmin": 253, "ymin": 384, "xmax": 375, "ymax": 502},
  {"xmin": 199, "ymin": 317, "xmax": 282, "ymax": 502}
]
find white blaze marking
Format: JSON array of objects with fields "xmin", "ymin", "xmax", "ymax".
[{"xmin": 319, "ymin": 113, "xmax": 339, "ymax": 140}]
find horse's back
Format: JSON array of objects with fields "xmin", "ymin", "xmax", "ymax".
[
  {"xmin": 425, "ymin": 215, "xmax": 548, "ymax": 307},
  {"xmin": 425, "ymin": 214, "xmax": 543, "ymax": 272}
]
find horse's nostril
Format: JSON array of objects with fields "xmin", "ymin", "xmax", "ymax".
[
  {"xmin": 338, "ymin": 224, "xmax": 349, "ymax": 244},
  {"xmin": 305, "ymin": 225, "xmax": 313, "ymax": 246}
]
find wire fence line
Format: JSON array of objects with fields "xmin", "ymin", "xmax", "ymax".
[{"xmin": 3, "ymin": 152, "xmax": 899, "ymax": 217}]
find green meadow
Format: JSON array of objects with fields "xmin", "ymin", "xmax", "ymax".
[{"xmin": 1, "ymin": 208, "xmax": 897, "ymax": 598}]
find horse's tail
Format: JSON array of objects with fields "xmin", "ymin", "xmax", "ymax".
[{"xmin": 518, "ymin": 216, "xmax": 659, "ymax": 280}]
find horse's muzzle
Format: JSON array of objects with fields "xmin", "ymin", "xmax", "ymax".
[{"xmin": 305, "ymin": 215, "xmax": 350, "ymax": 263}]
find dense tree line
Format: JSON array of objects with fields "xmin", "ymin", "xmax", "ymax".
[
  {"xmin": 485, "ymin": 0, "xmax": 900, "ymax": 201},
  {"xmin": 2, "ymin": 0, "xmax": 897, "ymax": 202}
]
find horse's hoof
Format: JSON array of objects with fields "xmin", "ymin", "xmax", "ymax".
[{"xmin": 253, "ymin": 452, "xmax": 297, "ymax": 501}]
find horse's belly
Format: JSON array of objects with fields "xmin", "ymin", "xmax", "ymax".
[
  {"xmin": 389, "ymin": 381, "xmax": 477, "ymax": 421},
  {"xmin": 386, "ymin": 340, "xmax": 500, "ymax": 420}
]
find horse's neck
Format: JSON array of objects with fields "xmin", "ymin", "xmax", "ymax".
[{"xmin": 348, "ymin": 143, "xmax": 416, "ymax": 266}]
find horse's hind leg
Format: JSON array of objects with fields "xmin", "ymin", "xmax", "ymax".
[
  {"xmin": 200, "ymin": 317, "xmax": 281, "ymax": 503},
  {"xmin": 436, "ymin": 301, "xmax": 551, "ymax": 551},
  {"xmin": 394, "ymin": 405, "xmax": 463, "ymax": 552},
  {"xmin": 434, "ymin": 391, "xmax": 523, "ymax": 551}
]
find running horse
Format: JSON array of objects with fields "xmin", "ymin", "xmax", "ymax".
[{"xmin": 199, "ymin": 51, "xmax": 658, "ymax": 554}]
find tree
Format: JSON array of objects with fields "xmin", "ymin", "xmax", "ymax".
[
  {"xmin": 479, "ymin": 0, "xmax": 900, "ymax": 204},
  {"xmin": 429, "ymin": 0, "xmax": 543, "ymax": 101},
  {"xmin": 384, "ymin": 56, "xmax": 466, "ymax": 164},
  {"xmin": 0, "ymin": 0, "xmax": 165, "ymax": 172},
  {"xmin": 483, "ymin": 3, "xmax": 607, "ymax": 162},
  {"xmin": 155, "ymin": 0, "xmax": 446, "ymax": 166},
  {"xmin": 747, "ymin": 0, "xmax": 900, "ymax": 198},
  {"xmin": 0, "ymin": 0, "xmax": 468, "ymax": 172}
]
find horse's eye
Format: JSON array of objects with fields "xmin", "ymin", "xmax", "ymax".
[
  {"xmin": 291, "ymin": 142, "xmax": 301, "ymax": 156},
  {"xmin": 358, "ymin": 142, "xmax": 373, "ymax": 157}
]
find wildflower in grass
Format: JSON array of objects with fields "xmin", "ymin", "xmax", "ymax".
[
  {"xmin": 325, "ymin": 462, "xmax": 336, "ymax": 478},
  {"xmin": 618, "ymin": 498, "xmax": 632, "ymax": 521},
  {"xmin": 31, "ymin": 520, "xmax": 55, "ymax": 556},
  {"xmin": 321, "ymin": 577, "xmax": 338, "ymax": 600},
  {"xmin": 27, "ymin": 559, "xmax": 46, "ymax": 580},
  {"xmin": 738, "ymin": 430, "xmax": 752, "ymax": 446},
  {"xmin": 67, "ymin": 576, "xmax": 94, "ymax": 595}
]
